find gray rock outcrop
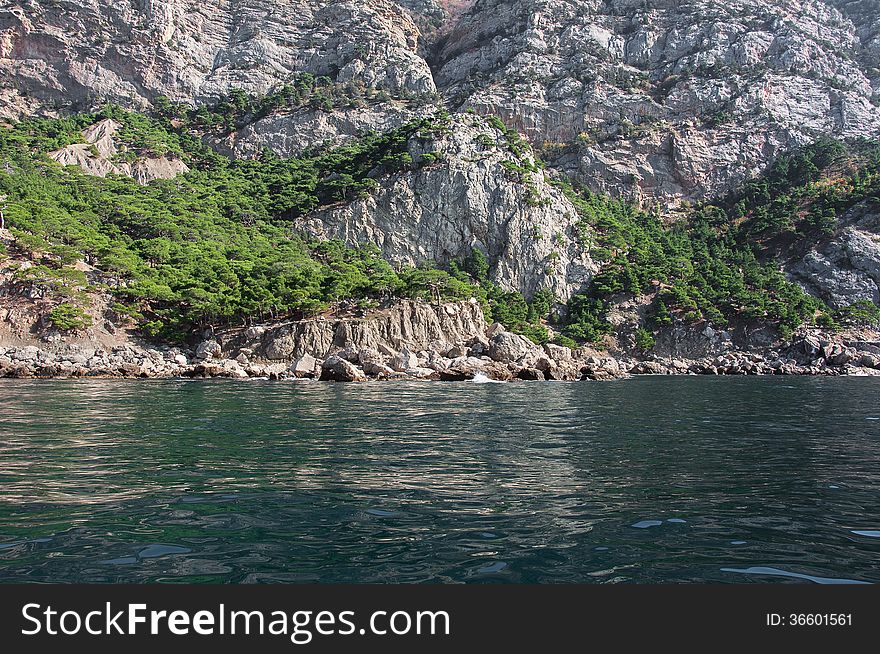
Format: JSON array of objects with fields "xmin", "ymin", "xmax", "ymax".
[
  {"xmin": 301, "ymin": 114, "xmax": 598, "ymax": 300},
  {"xmin": 222, "ymin": 299, "xmax": 488, "ymax": 362},
  {"xmin": 435, "ymin": 0, "xmax": 880, "ymax": 208},
  {"xmin": 785, "ymin": 205, "xmax": 880, "ymax": 307},
  {"xmin": 0, "ymin": 0, "xmax": 435, "ymax": 116},
  {"xmin": 48, "ymin": 119, "xmax": 188, "ymax": 184}
]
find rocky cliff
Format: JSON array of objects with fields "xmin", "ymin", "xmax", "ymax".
[
  {"xmin": 6, "ymin": 0, "xmax": 880, "ymax": 209},
  {"xmin": 435, "ymin": 0, "xmax": 880, "ymax": 207},
  {"xmin": 300, "ymin": 114, "xmax": 597, "ymax": 300},
  {"xmin": 784, "ymin": 202, "xmax": 880, "ymax": 308},
  {"xmin": 0, "ymin": 0, "xmax": 434, "ymax": 113},
  {"xmin": 2, "ymin": 0, "xmax": 880, "ymax": 366},
  {"xmin": 220, "ymin": 298, "xmax": 488, "ymax": 362}
]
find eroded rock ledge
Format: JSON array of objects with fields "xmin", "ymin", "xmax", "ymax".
[{"xmin": 2, "ymin": 300, "xmax": 880, "ymax": 381}]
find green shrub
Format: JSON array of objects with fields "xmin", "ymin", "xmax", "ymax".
[
  {"xmin": 551, "ymin": 334, "xmax": 578, "ymax": 349},
  {"xmin": 634, "ymin": 327, "xmax": 655, "ymax": 352},
  {"xmin": 834, "ymin": 300, "xmax": 880, "ymax": 327},
  {"xmin": 48, "ymin": 304, "xmax": 92, "ymax": 331}
]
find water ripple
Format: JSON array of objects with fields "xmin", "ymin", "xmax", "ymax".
[{"xmin": 0, "ymin": 377, "xmax": 879, "ymax": 583}]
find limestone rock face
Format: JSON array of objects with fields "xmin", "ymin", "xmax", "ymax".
[
  {"xmin": 48, "ymin": 118, "xmax": 188, "ymax": 184},
  {"xmin": 5, "ymin": 0, "xmax": 880, "ymax": 214},
  {"xmin": 434, "ymin": 0, "xmax": 880, "ymax": 208},
  {"xmin": 0, "ymin": 0, "xmax": 435, "ymax": 117},
  {"xmin": 785, "ymin": 205, "xmax": 880, "ymax": 308},
  {"xmin": 208, "ymin": 104, "xmax": 432, "ymax": 159},
  {"xmin": 222, "ymin": 299, "xmax": 488, "ymax": 362},
  {"xmin": 300, "ymin": 114, "xmax": 598, "ymax": 300}
]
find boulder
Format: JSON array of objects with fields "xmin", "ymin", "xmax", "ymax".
[
  {"xmin": 516, "ymin": 367, "xmax": 545, "ymax": 381},
  {"xmin": 545, "ymin": 361, "xmax": 582, "ymax": 381},
  {"xmin": 195, "ymin": 340, "xmax": 222, "ymax": 360},
  {"xmin": 405, "ymin": 367, "xmax": 439, "ymax": 379},
  {"xmin": 320, "ymin": 356, "xmax": 367, "ymax": 382},
  {"xmin": 264, "ymin": 363, "xmax": 289, "ymax": 380},
  {"xmin": 439, "ymin": 356, "xmax": 486, "ymax": 381},
  {"xmin": 630, "ymin": 361, "xmax": 666, "ymax": 375},
  {"xmin": 390, "ymin": 348, "xmax": 419, "ymax": 372},
  {"xmin": 488, "ymin": 331, "xmax": 537, "ymax": 363},
  {"xmin": 534, "ymin": 355, "xmax": 554, "ymax": 372},
  {"xmin": 484, "ymin": 362, "xmax": 514, "ymax": 381},
  {"xmin": 543, "ymin": 343, "xmax": 573, "ymax": 361},
  {"xmin": 426, "ymin": 340, "xmax": 453, "ymax": 357},
  {"xmin": 357, "ymin": 348, "xmax": 384, "ymax": 366},
  {"xmin": 291, "ymin": 353, "xmax": 319, "ymax": 378},
  {"xmin": 336, "ymin": 347, "xmax": 361, "ymax": 363},
  {"xmin": 446, "ymin": 344, "xmax": 469, "ymax": 358},
  {"xmin": 364, "ymin": 361, "xmax": 396, "ymax": 377}
]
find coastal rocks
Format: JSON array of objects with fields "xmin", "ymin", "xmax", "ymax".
[
  {"xmin": 0, "ymin": 343, "xmax": 192, "ymax": 378},
  {"xmin": 291, "ymin": 354, "xmax": 320, "ymax": 378},
  {"xmin": 3, "ymin": 326, "xmax": 880, "ymax": 381},
  {"xmin": 222, "ymin": 299, "xmax": 488, "ymax": 362},
  {"xmin": 488, "ymin": 331, "xmax": 537, "ymax": 364},
  {"xmin": 438, "ymin": 357, "xmax": 511, "ymax": 381},
  {"xmin": 389, "ymin": 348, "xmax": 420, "ymax": 372},
  {"xmin": 195, "ymin": 339, "xmax": 222, "ymax": 360},
  {"xmin": 320, "ymin": 356, "xmax": 368, "ymax": 382},
  {"xmin": 516, "ymin": 367, "xmax": 545, "ymax": 381}
]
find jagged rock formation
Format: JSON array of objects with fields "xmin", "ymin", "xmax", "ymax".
[
  {"xmin": 0, "ymin": 0, "xmax": 434, "ymax": 116},
  {"xmin": 207, "ymin": 103, "xmax": 430, "ymax": 159},
  {"xmin": 5, "ymin": 0, "xmax": 880, "ymax": 210},
  {"xmin": 785, "ymin": 203, "xmax": 880, "ymax": 307},
  {"xmin": 48, "ymin": 118, "xmax": 188, "ymax": 183},
  {"xmin": 435, "ymin": 0, "xmax": 880, "ymax": 207},
  {"xmin": 301, "ymin": 114, "xmax": 598, "ymax": 300},
  {"xmin": 220, "ymin": 298, "xmax": 488, "ymax": 360}
]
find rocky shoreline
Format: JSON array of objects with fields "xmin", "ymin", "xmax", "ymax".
[{"xmin": 3, "ymin": 322, "xmax": 879, "ymax": 381}]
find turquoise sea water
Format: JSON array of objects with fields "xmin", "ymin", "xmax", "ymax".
[{"xmin": 0, "ymin": 376, "xmax": 878, "ymax": 583}]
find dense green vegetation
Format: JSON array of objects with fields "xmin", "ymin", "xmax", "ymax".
[
  {"xmin": 3, "ymin": 104, "xmax": 877, "ymax": 348},
  {"xmin": 0, "ymin": 107, "xmax": 551, "ymax": 342},
  {"xmin": 557, "ymin": 138, "xmax": 880, "ymax": 344},
  {"xmin": 0, "ymin": 108, "xmax": 459, "ymax": 339}
]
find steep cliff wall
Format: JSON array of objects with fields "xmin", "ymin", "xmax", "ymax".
[
  {"xmin": 435, "ymin": 0, "xmax": 880, "ymax": 206},
  {"xmin": 5, "ymin": 0, "xmax": 880, "ymax": 208},
  {"xmin": 299, "ymin": 114, "xmax": 598, "ymax": 300},
  {"xmin": 0, "ymin": 0, "xmax": 434, "ymax": 115}
]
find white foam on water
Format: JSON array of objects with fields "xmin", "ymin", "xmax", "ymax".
[{"xmin": 472, "ymin": 373, "xmax": 503, "ymax": 384}]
